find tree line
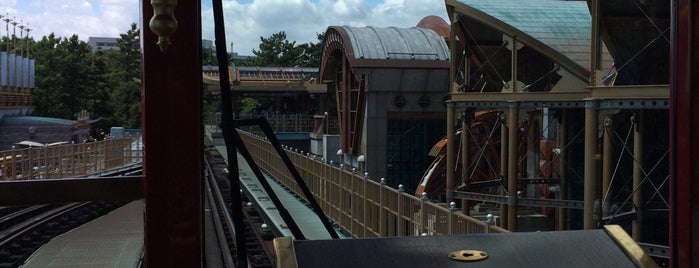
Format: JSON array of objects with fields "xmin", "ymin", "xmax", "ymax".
[
  {"xmin": 29, "ymin": 23, "xmax": 141, "ymax": 135},
  {"xmin": 27, "ymin": 25, "xmax": 323, "ymax": 135}
]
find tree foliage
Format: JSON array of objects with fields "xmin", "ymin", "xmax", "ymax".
[
  {"xmin": 249, "ymin": 31, "xmax": 323, "ymax": 67},
  {"xmin": 31, "ymin": 23, "xmax": 142, "ymax": 132},
  {"xmin": 251, "ymin": 31, "xmax": 303, "ymax": 67}
]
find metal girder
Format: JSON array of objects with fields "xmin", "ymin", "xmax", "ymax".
[
  {"xmin": 0, "ymin": 177, "xmax": 143, "ymax": 205},
  {"xmin": 453, "ymin": 191, "xmax": 584, "ymax": 209},
  {"xmin": 448, "ymin": 98, "xmax": 668, "ymax": 109},
  {"xmin": 518, "ymin": 178, "xmax": 560, "ymax": 184},
  {"xmin": 637, "ymin": 242, "xmax": 670, "ymax": 259}
]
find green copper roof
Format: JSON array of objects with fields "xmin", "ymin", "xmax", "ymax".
[{"xmin": 453, "ymin": 0, "xmax": 596, "ymax": 76}]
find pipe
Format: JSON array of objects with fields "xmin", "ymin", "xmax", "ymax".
[
  {"xmin": 584, "ymin": 100, "xmax": 599, "ymax": 229},
  {"xmin": 446, "ymin": 103, "xmax": 456, "ymax": 203},
  {"xmin": 557, "ymin": 109, "xmax": 568, "ymax": 230},
  {"xmin": 461, "ymin": 111, "xmax": 470, "ymax": 214},
  {"xmin": 500, "ymin": 112, "xmax": 508, "ymax": 229},
  {"xmin": 632, "ymin": 112, "xmax": 643, "ymax": 241},
  {"xmin": 602, "ymin": 116, "xmax": 613, "ymax": 218},
  {"xmin": 507, "ymin": 102, "xmax": 519, "ymax": 231}
]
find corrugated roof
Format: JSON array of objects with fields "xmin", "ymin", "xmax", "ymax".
[
  {"xmin": 339, "ymin": 26, "xmax": 450, "ymax": 61},
  {"xmin": 454, "ymin": 0, "xmax": 593, "ymax": 71}
]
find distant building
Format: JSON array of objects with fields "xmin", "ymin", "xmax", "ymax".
[
  {"xmin": 88, "ymin": 37, "xmax": 119, "ymax": 51},
  {"xmin": 202, "ymin": 39, "xmax": 256, "ymax": 62}
]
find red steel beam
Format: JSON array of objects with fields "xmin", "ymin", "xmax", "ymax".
[
  {"xmin": 671, "ymin": 0, "xmax": 698, "ymax": 267},
  {"xmin": 141, "ymin": 1, "xmax": 203, "ymax": 267}
]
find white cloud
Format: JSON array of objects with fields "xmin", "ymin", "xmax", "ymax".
[
  {"xmin": 6, "ymin": 0, "xmax": 447, "ymax": 57},
  {"xmin": 202, "ymin": 0, "xmax": 447, "ymax": 55}
]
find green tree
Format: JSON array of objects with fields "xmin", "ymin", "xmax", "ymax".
[
  {"xmin": 296, "ymin": 32, "xmax": 324, "ymax": 67},
  {"xmin": 251, "ymin": 31, "xmax": 304, "ymax": 67},
  {"xmin": 32, "ymin": 34, "xmax": 93, "ymax": 119},
  {"xmin": 108, "ymin": 23, "xmax": 141, "ymax": 129}
]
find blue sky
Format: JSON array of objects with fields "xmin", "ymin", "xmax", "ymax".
[{"xmin": 1, "ymin": 0, "xmax": 448, "ymax": 55}]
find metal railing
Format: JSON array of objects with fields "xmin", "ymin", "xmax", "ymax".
[
  {"xmin": 239, "ymin": 131, "xmax": 508, "ymax": 238},
  {"xmin": 207, "ymin": 113, "xmax": 339, "ymax": 134},
  {"xmin": 0, "ymin": 136, "xmax": 142, "ymax": 181}
]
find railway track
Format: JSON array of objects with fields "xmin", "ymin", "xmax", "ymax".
[
  {"xmin": 204, "ymin": 147, "xmax": 280, "ymax": 268},
  {"xmin": 0, "ymin": 163, "xmax": 141, "ymax": 268},
  {"xmin": 0, "ymin": 201, "xmax": 126, "ymax": 267}
]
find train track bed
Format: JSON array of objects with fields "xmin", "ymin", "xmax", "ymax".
[
  {"xmin": 0, "ymin": 201, "xmax": 127, "ymax": 267},
  {"xmin": 205, "ymin": 146, "xmax": 278, "ymax": 267}
]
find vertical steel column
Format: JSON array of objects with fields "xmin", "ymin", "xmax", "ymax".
[
  {"xmin": 446, "ymin": 103, "xmax": 456, "ymax": 203},
  {"xmin": 557, "ymin": 110, "xmax": 568, "ymax": 230},
  {"xmin": 632, "ymin": 112, "xmax": 643, "ymax": 241},
  {"xmin": 510, "ymin": 37, "xmax": 518, "ymax": 92},
  {"xmin": 584, "ymin": 100, "xmax": 599, "ymax": 229},
  {"xmin": 500, "ymin": 112, "xmax": 508, "ymax": 229},
  {"xmin": 461, "ymin": 111, "xmax": 470, "ymax": 214},
  {"xmin": 446, "ymin": 12, "xmax": 458, "ymax": 205},
  {"xmin": 602, "ymin": 116, "xmax": 613, "ymax": 219},
  {"xmin": 590, "ymin": 0, "xmax": 601, "ymax": 86},
  {"xmin": 141, "ymin": 0, "xmax": 202, "ymax": 266},
  {"xmin": 507, "ymin": 102, "xmax": 519, "ymax": 231}
]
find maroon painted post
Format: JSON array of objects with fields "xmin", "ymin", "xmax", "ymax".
[
  {"xmin": 141, "ymin": 1, "xmax": 203, "ymax": 267},
  {"xmin": 671, "ymin": 1, "xmax": 698, "ymax": 267}
]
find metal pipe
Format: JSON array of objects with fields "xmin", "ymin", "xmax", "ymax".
[
  {"xmin": 632, "ymin": 112, "xmax": 643, "ymax": 241},
  {"xmin": 500, "ymin": 112, "xmax": 508, "ymax": 229},
  {"xmin": 446, "ymin": 103, "xmax": 456, "ymax": 203},
  {"xmin": 507, "ymin": 102, "xmax": 519, "ymax": 231},
  {"xmin": 584, "ymin": 100, "xmax": 599, "ymax": 229},
  {"xmin": 602, "ymin": 116, "xmax": 613, "ymax": 218},
  {"xmin": 557, "ymin": 109, "xmax": 568, "ymax": 230}
]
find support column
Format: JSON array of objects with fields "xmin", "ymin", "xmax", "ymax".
[
  {"xmin": 461, "ymin": 111, "xmax": 470, "ymax": 214},
  {"xmin": 500, "ymin": 111, "xmax": 508, "ymax": 229},
  {"xmin": 557, "ymin": 109, "xmax": 568, "ymax": 230},
  {"xmin": 507, "ymin": 102, "xmax": 519, "ymax": 231},
  {"xmin": 142, "ymin": 1, "xmax": 203, "ymax": 266},
  {"xmin": 446, "ymin": 103, "xmax": 456, "ymax": 203},
  {"xmin": 602, "ymin": 116, "xmax": 613, "ymax": 219},
  {"xmin": 584, "ymin": 100, "xmax": 599, "ymax": 229},
  {"xmin": 632, "ymin": 111, "xmax": 644, "ymax": 241}
]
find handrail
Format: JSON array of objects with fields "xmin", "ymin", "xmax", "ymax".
[
  {"xmin": 237, "ymin": 131, "xmax": 509, "ymax": 238},
  {"xmin": 0, "ymin": 136, "xmax": 141, "ymax": 181}
]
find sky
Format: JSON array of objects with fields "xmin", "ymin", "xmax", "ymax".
[{"xmin": 0, "ymin": 0, "xmax": 449, "ymax": 55}]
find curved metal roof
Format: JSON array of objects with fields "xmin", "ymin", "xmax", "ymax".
[
  {"xmin": 2, "ymin": 116, "xmax": 75, "ymax": 126},
  {"xmin": 339, "ymin": 26, "xmax": 450, "ymax": 61},
  {"xmin": 448, "ymin": 0, "xmax": 599, "ymax": 80}
]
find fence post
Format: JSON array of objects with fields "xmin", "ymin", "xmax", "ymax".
[
  {"xmin": 420, "ymin": 192, "xmax": 428, "ymax": 235},
  {"xmin": 363, "ymin": 172, "xmax": 368, "ymax": 238},
  {"xmin": 448, "ymin": 201, "xmax": 457, "ymax": 234},
  {"xmin": 485, "ymin": 213, "xmax": 495, "ymax": 234},
  {"xmin": 397, "ymin": 184, "xmax": 405, "ymax": 236},
  {"xmin": 379, "ymin": 178, "xmax": 386, "ymax": 236}
]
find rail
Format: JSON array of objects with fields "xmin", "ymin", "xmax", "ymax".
[
  {"xmin": 238, "ymin": 131, "xmax": 508, "ymax": 237},
  {"xmin": 0, "ymin": 136, "xmax": 142, "ymax": 181}
]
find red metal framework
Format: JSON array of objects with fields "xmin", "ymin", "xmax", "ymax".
[{"xmin": 671, "ymin": 1, "xmax": 697, "ymax": 267}]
